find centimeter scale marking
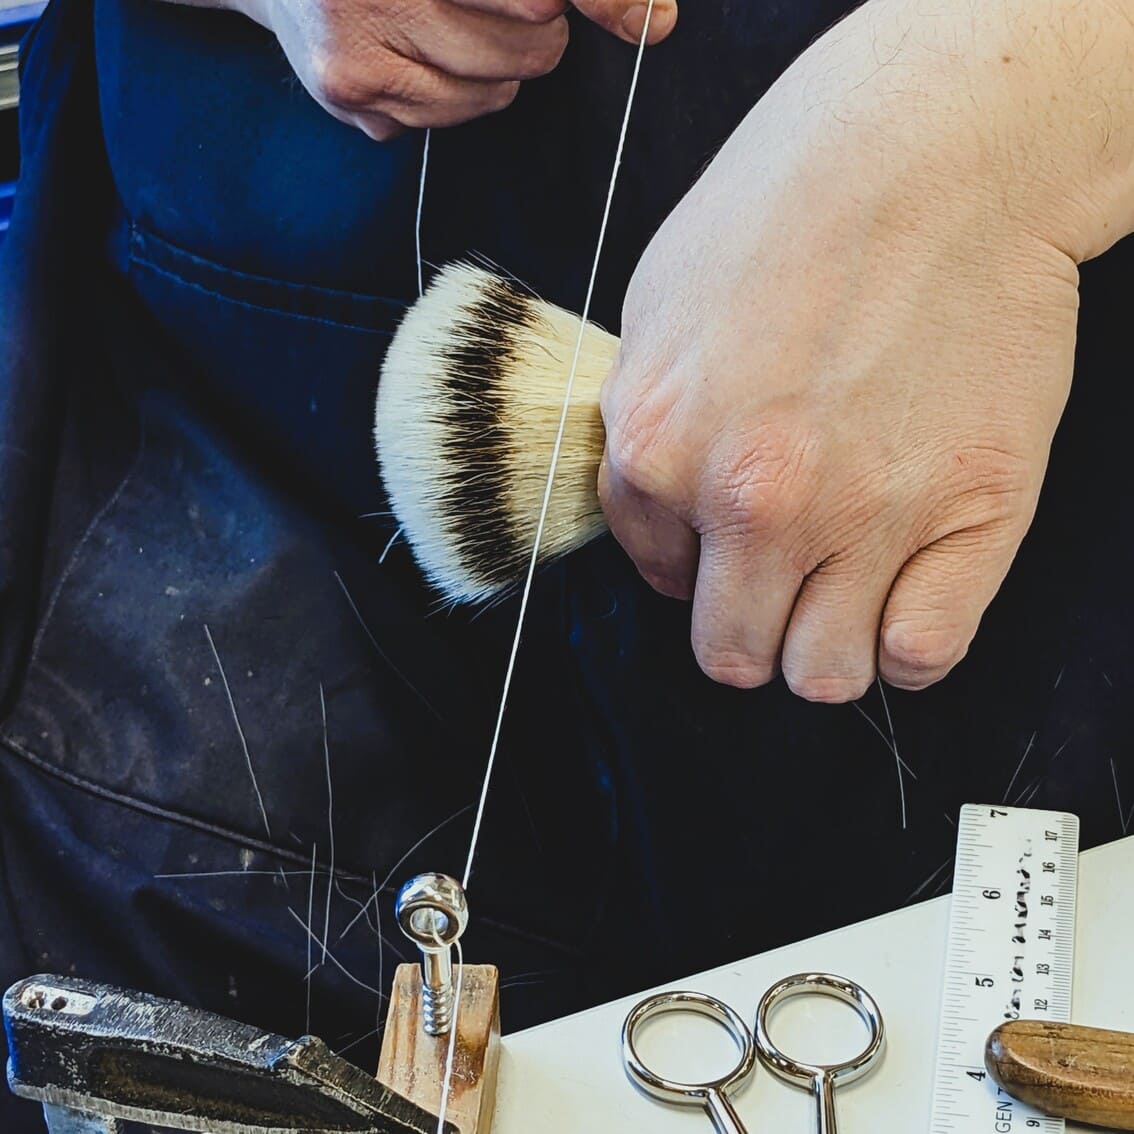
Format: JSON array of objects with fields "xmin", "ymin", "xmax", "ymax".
[{"xmin": 930, "ymin": 804, "xmax": 1079, "ymax": 1134}]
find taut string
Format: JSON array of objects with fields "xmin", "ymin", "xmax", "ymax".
[{"xmin": 419, "ymin": 9, "xmax": 658, "ymax": 1128}]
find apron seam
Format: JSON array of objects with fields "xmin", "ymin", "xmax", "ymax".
[
  {"xmin": 127, "ymin": 222, "xmax": 409, "ymax": 310},
  {"xmin": 130, "ymin": 253, "xmax": 398, "ymax": 334}
]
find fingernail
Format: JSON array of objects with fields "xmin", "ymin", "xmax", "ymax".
[{"xmin": 621, "ymin": 3, "xmax": 674, "ymax": 45}]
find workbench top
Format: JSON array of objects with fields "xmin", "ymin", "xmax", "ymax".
[{"xmin": 494, "ymin": 834, "xmax": 1134, "ymax": 1132}]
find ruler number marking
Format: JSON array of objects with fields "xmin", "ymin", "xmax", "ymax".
[{"xmin": 929, "ymin": 805, "xmax": 1078, "ymax": 1134}]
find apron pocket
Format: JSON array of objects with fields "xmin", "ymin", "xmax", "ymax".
[{"xmin": 120, "ymin": 217, "xmax": 407, "ymax": 517}]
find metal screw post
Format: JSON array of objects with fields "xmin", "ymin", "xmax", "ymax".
[{"xmin": 395, "ymin": 873, "xmax": 469, "ymax": 1036}]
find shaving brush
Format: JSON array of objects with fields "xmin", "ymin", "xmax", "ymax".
[{"xmin": 374, "ymin": 263, "xmax": 617, "ymax": 604}]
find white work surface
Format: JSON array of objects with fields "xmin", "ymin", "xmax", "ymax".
[{"xmin": 493, "ymin": 835, "xmax": 1134, "ymax": 1133}]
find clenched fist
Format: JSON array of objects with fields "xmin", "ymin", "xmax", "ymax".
[
  {"xmin": 232, "ymin": 0, "xmax": 677, "ymax": 139},
  {"xmin": 599, "ymin": 0, "xmax": 1134, "ymax": 701}
]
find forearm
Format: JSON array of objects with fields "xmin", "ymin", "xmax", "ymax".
[{"xmin": 754, "ymin": 0, "xmax": 1134, "ymax": 263}]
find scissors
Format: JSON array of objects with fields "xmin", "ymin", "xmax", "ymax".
[{"xmin": 621, "ymin": 972, "xmax": 884, "ymax": 1134}]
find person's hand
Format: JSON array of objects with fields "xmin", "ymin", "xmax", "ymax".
[
  {"xmin": 598, "ymin": 0, "xmax": 1134, "ymax": 702},
  {"xmin": 235, "ymin": 0, "xmax": 677, "ymax": 139}
]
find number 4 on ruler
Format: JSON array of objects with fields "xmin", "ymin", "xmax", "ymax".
[{"xmin": 929, "ymin": 804, "xmax": 1079, "ymax": 1134}]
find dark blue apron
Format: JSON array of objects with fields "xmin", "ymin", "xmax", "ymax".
[{"xmin": 3, "ymin": 0, "xmax": 1134, "ymax": 1129}]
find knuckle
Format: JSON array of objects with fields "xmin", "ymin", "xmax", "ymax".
[
  {"xmin": 783, "ymin": 668, "xmax": 873, "ymax": 705},
  {"xmin": 695, "ymin": 646, "xmax": 776, "ymax": 690},
  {"xmin": 518, "ymin": 21, "xmax": 569, "ymax": 76},
  {"xmin": 486, "ymin": 79, "xmax": 522, "ymax": 112},
  {"xmin": 311, "ymin": 53, "xmax": 377, "ymax": 111},
  {"xmin": 950, "ymin": 443, "xmax": 1031, "ymax": 484},
  {"xmin": 638, "ymin": 566, "xmax": 694, "ymax": 601},
  {"xmin": 880, "ymin": 619, "xmax": 964, "ymax": 685},
  {"xmin": 603, "ymin": 395, "xmax": 678, "ymax": 497},
  {"xmin": 357, "ymin": 116, "xmax": 404, "ymax": 142},
  {"xmin": 711, "ymin": 426, "xmax": 817, "ymax": 536},
  {"xmin": 376, "ymin": 70, "xmax": 508, "ymax": 129},
  {"xmin": 944, "ymin": 446, "xmax": 1035, "ymax": 521},
  {"xmin": 380, "ymin": 59, "xmax": 439, "ymax": 109}
]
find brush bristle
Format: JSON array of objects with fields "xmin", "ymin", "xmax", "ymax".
[{"xmin": 374, "ymin": 262, "xmax": 618, "ymax": 603}]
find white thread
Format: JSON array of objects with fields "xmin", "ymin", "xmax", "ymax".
[
  {"xmin": 1110, "ymin": 758, "xmax": 1127, "ymax": 836},
  {"xmin": 305, "ymin": 844, "xmax": 316, "ymax": 1034},
  {"xmin": 373, "ymin": 870, "xmax": 386, "ymax": 1043},
  {"xmin": 336, "ymin": 804, "xmax": 473, "ymax": 945},
  {"xmin": 379, "ymin": 525, "xmax": 403, "ymax": 565},
  {"xmin": 154, "ymin": 869, "xmax": 324, "ymax": 880},
  {"xmin": 434, "ymin": 935, "xmax": 463, "ymax": 1134},
  {"xmin": 876, "ymin": 678, "xmax": 906, "ymax": 830},
  {"xmin": 1003, "ymin": 729, "xmax": 1036, "ymax": 802},
  {"xmin": 286, "ymin": 907, "xmax": 384, "ymax": 998},
  {"xmin": 204, "ymin": 624, "xmax": 272, "ymax": 842},
  {"xmin": 462, "ymin": 0, "xmax": 657, "ymax": 893},
  {"xmin": 850, "ymin": 701, "xmax": 919, "ymax": 780},
  {"xmin": 416, "ymin": 129, "xmax": 431, "ymax": 298},
  {"xmin": 432, "ymin": 15, "xmax": 656, "ymax": 1132},
  {"xmin": 319, "ymin": 683, "xmax": 335, "ymax": 965}
]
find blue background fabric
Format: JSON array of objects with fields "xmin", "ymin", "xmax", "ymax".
[{"xmin": 3, "ymin": 1, "xmax": 1134, "ymax": 1130}]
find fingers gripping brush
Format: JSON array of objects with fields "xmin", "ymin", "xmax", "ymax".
[{"xmin": 374, "ymin": 262, "xmax": 617, "ymax": 603}]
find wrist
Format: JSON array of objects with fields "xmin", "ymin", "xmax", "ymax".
[
  {"xmin": 964, "ymin": 0, "xmax": 1134, "ymax": 262},
  {"xmin": 786, "ymin": 0, "xmax": 1134, "ymax": 263}
]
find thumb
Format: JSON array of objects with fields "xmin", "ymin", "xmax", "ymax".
[{"xmin": 571, "ymin": 0, "xmax": 677, "ymax": 44}]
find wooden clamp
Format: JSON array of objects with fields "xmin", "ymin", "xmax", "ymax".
[{"xmin": 377, "ymin": 963, "xmax": 501, "ymax": 1134}]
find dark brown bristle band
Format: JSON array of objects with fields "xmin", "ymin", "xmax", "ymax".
[{"xmin": 438, "ymin": 276, "xmax": 534, "ymax": 593}]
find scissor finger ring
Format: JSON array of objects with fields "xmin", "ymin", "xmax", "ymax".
[
  {"xmin": 755, "ymin": 972, "xmax": 884, "ymax": 1085},
  {"xmin": 622, "ymin": 989, "xmax": 757, "ymax": 1105},
  {"xmin": 755, "ymin": 972, "xmax": 884, "ymax": 1134}
]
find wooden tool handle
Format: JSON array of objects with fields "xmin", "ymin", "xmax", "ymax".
[{"xmin": 986, "ymin": 1020, "xmax": 1134, "ymax": 1130}]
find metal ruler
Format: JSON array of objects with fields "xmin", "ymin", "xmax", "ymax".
[{"xmin": 930, "ymin": 804, "xmax": 1080, "ymax": 1134}]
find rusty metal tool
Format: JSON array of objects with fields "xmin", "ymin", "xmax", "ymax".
[{"xmin": 3, "ymin": 973, "xmax": 457, "ymax": 1134}]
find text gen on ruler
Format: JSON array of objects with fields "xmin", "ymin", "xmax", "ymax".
[{"xmin": 930, "ymin": 804, "xmax": 1080, "ymax": 1134}]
